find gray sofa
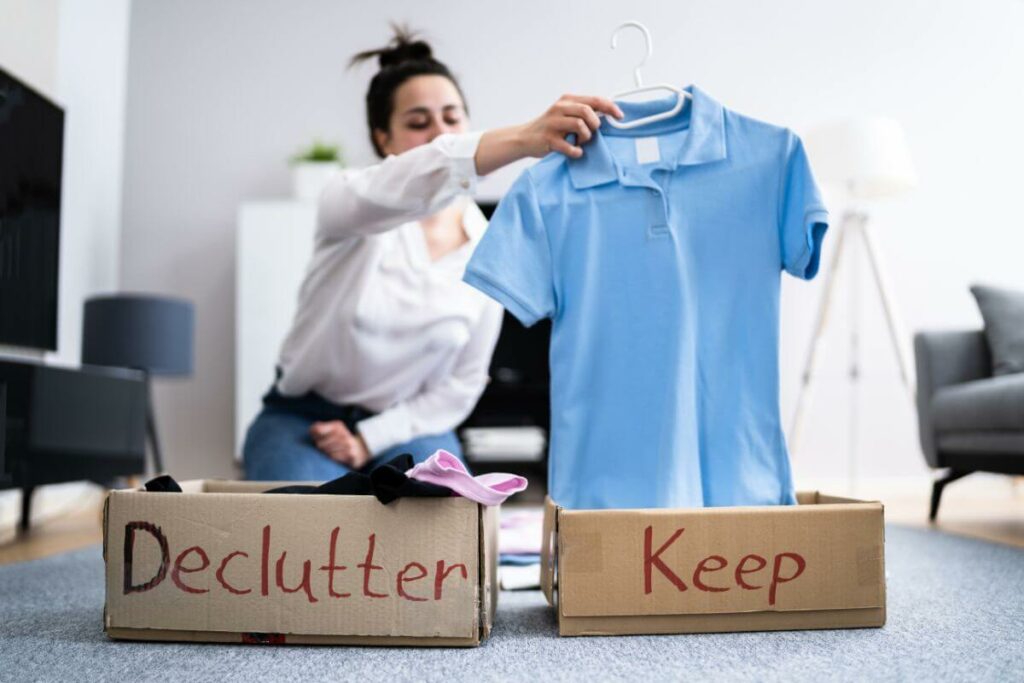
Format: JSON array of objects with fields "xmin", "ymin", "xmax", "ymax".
[{"xmin": 914, "ymin": 330, "xmax": 1024, "ymax": 520}]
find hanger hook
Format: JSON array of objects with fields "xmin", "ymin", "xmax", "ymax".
[{"xmin": 611, "ymin": 21, "xmax": 652, "ymax": 88}]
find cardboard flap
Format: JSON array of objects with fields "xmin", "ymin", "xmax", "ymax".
[
  {"xmin": 540, "ymin": 497, "xmax": 559, "ymax": 607},
  {"xmin": 557, "ymin": 501, "xmax": 885, "ymax": 619},
  {"xmin": 479, "ymin": 505, "xmax": 499, "ymax": 638}
]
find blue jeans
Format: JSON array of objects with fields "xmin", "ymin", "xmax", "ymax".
[{"xmin": 242, "ymin": 384, "xmax": 464, "ymax": 481}]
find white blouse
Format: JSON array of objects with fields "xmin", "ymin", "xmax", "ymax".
[{"xmin": 275, "ymin": 131, "xmax": 504, "ymax": 455}]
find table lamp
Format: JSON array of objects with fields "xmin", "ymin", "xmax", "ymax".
[
  {"xmin": 82, "ymin": 294, "xmax": 194, "ymax": 473},
  {"xmin": 789, "ymin": 118, "xmax": 918, "ymax": 489}
]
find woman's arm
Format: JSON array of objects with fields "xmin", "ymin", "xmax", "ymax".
[
  {"xmin": 316, "ymin": 132, "xmax": 482, "ymax": 245},
  {"xmin": 354, "ymin": 301, "xmax": 506, "ymax": 457},
  {"xmin": 316, "ymin": 95, "xmax": 624, "ymax": 246}
]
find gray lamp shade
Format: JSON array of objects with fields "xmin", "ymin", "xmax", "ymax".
[{"xmin": 82, "ymin": 295, "xmax": 194, "ymax": 376}]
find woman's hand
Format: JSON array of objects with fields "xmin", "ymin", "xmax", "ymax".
[
  {"xmin": 309, "ymin": 420, "xmax": 371, "ymax": 470},
  {"xmin": 475, "ymin": 94, "xmax": 624, "ymax": 175},
  {"xmin": 518, "ymin": 94, "xmax": 625, "ymax": 158}
]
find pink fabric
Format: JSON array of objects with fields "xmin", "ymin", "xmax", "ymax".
[{"xmin": 407, "ymin": 449, "xmax": 527, "ymax": 506}]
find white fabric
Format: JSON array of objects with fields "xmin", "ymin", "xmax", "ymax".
[{"xmin": 275, "ymin": 132, "xmax": 504, "ymax": 455}]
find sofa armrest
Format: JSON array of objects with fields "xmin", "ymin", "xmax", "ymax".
[{"xmin": 914, "ymin": 330, "xmax": 992, "ymax": 467}]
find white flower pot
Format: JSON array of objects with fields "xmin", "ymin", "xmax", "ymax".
[{"xmin": 291, "ymin": 161, "xmax": 340, "ymax": 201}]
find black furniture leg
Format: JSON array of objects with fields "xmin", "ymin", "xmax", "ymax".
[
  {"xmin": 144, "ymin": 373, "xmax": 164, "ymax": 473},
  {"xmin": 930, "ymin": 469, "xmax": 970, "ymax": 522},
  {"xmin": 19, "ymin": 485, "xmax": 34, "ymax": 534}
]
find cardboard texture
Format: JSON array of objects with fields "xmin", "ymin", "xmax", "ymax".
[
  {"xmin": 103, "ymin": 480, "xmax": 498, "ymax": 646},
  {"xmin": 541, "ymin": 491, "xmax": 886, "ymax": 636}
]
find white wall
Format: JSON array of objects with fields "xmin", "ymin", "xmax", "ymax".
[
  {"xmin": 53, "ymin": 0, "xmax": 132, "ymax": 366},
  {"xmin": 0, "ymin": 0, "xmax": 131, "ymax": 530},
  {"xmin": 120, "ymin": 0, "xmax": 1024, "ymax": 484},
  {"xmin": 0, "ymin": 0, "xmax": 131, "ymax": 364},
  {"xmin": 0, "ymin": 0, "xmax": 59, "ymax": 97}
]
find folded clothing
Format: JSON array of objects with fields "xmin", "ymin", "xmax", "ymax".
[
  {"xmin": 143, "ymin": 454, "xmax": 452, "ymax": 505},
  {"xmin": 263, "ymin": 454, "xmax": 451, "ymax": 503},
  {"xmin": 143, "ymin": 450, "xmax": 526, "ymax": 507},
  {"xmin": 407, "ymin": 449, "xmax": 527, "ymax": 506},
  {"xmin": 499, "ymin": 508, "xmax": 544, "ymax": 555},
  {"xmin": 367, "ymin": 457, "xmax": 453, "ymax": 504}
]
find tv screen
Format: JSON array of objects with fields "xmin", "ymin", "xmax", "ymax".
[{"xmin": 0, "ymin": 67, "xmax": 63, "ymax": 351}]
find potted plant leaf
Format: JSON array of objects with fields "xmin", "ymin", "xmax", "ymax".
[{"xmin": 290, "ymin": 140, "xmax": 344, "ymax": 200}]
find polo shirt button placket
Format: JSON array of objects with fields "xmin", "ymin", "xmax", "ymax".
[{"xmin": 647, "ymin": 186, "xmax": 671, "ymax": 238}]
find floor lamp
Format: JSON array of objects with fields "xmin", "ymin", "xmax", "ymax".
[
  {"xmin": 789, "ymin": 118, "xmax": 919, "ymax": 492},
  {"xmin": 82, "ymin": 295, "xmax": 195, "ymax": 473}
]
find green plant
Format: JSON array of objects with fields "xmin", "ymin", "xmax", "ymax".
[{"xmin": 290, "ymin": 140, "xmax": 343, "ymax": 165}]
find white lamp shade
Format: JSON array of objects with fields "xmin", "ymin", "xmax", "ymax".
[{"xmin": 804, "ymin": 117, "xmax": 918, "ymax": 200}]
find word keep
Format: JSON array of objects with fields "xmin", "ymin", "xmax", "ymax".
[{"xmin": 643, "ymin": 526, "xmax": 807, "ymax": 606}]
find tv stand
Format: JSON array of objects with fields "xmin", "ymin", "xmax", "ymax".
[{"xmin": 0, "ymin": 358, "xmax": 148, "ymax": 532}]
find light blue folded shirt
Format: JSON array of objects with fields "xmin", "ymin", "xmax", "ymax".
[{"xmin": 464, "ymin": 85, "xmax": 829, "ymax": 509}]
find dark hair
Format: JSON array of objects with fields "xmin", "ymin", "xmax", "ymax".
[{"xmin": 349, "ymin": 24, "xmax": 468, "ymax": 158}]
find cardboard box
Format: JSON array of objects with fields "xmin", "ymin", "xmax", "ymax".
[
  {"xmin": 540, "ymin": 492, "xmax": 885, "ymax": 636},
  {"xmin": 103, "ymin": 480, "xmax": 498, "ymax": 646}
]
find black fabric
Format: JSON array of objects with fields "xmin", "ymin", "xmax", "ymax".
[
  {"xmin": 262, "ymin": 484, "xmax": 319, "ymax": 494},
  {"xmin": 314, "ymin": 473, "xmax": 375, "ymax": 496},
  {"xmin": 260, "ymin": 369, "xmax": 376, "ymax": 430},
  {"xmin": 263, "ymin": 471, "xmax": 376, "ymax": 496},
  {"xmin": 143, "ymin": 474, "xmax": 183, "ymax": 493},
  {"xmin": 147, "ymin": 454, "xmax": 453, "ymax": 504},
  {"xmin": 369, "ymin": 455, "xmax": 453, "ymax": 504}
]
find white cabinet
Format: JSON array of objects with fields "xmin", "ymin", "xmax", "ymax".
[{"xmin": 234, "ymin": 201, "xmax": 316, "ymax": 457}]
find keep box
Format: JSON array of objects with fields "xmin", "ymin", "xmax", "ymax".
[
  {"xmin": 103, "ymin": 480, "xmax": 497, "ymax": 646},
  {"xmin": 540, "ymin": 491, "xmax": 885, "ymax": 636}
]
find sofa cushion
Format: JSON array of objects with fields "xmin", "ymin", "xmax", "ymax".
[
  {"xmin": 971, "ymin": 283, "xmax": 1024, "ymax": 376},
  {"xmin": 931, "ymin": 373, "xmax": 1024, "ymax": 432}
]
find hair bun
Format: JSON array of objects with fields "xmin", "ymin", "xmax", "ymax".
[
  {"xmin": 348, "ymin": 25, "xmax": 437, "ymax": 71},
  {"xmin": 379, "ymin": 39, "xmax": 433, "ymax": 67}
]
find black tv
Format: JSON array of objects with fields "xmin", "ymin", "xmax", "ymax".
[{"xmin": 0, "ymin": 67, "xmax": 63, "ymax": 351}]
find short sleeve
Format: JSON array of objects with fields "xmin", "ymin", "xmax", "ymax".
[
  {"xmin": 463, "ymin": 171, "xmax": 555, "ymax": 327},
  {"xmin": 779, "ymin": 132, "xmax": 829, "ymax": 280}
]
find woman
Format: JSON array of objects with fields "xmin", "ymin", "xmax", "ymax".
[{"xmin": 243, "ymin": 27, "xmax": 623, "ymax": 481}]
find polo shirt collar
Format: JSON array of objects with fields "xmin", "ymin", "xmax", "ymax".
[{"xmin": 568, "ymin": 84, "xmax": 727, "ymax": 190}]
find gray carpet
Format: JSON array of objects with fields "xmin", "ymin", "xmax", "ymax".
[{"xmin": 1, "ymin": 525, "xmax": 1022, "ymax": 682}]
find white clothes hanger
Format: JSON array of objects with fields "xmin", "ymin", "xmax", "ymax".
[{"xmin": 604, "ymin": 21, "xmax": 690, "ymax": 130}]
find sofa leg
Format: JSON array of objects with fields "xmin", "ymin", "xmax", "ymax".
[
  {"xmin": 19, "ymin": 485, "xmax": 35, "ymax": 534},
  {"xmin": 930, "ymin": 470, "xmax": 970, "ymax": 522}
]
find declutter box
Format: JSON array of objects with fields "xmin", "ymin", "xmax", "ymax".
[
  {"xmin": 103, "ymin": 480, "xmax": 498, "ymax": 646},
  {"xmin": 540, "ymin": 491, "xmax": 885, "ymax": 636}
]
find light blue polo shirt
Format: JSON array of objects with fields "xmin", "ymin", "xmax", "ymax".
[{"xmin": 464, "ymin": 85, "xmax": 829, "ymax": 510}]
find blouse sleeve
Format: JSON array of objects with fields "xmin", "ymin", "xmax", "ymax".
[{"xmin": 316, "ymin": 131, "xmax": 483, "ymax": 246}]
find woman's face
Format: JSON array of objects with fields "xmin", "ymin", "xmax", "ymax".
[{"xmin": 375, "ymin": 74, "xmax": 468, "ymax": 156}]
